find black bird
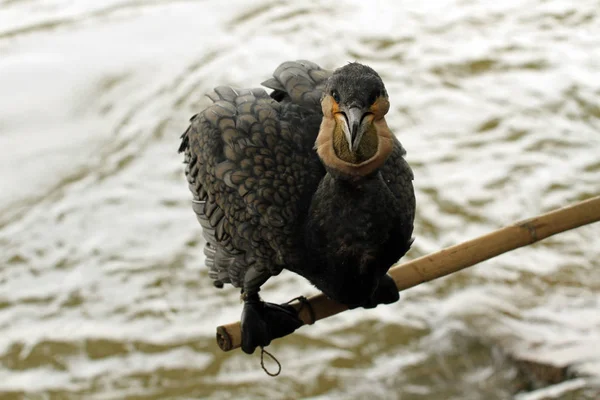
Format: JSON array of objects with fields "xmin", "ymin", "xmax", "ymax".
[{"xmin": 179, "ymin": 60, "xmax": 415, "ymax": 354}]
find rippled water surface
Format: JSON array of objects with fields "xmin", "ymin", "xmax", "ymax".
[{"xmin": 1, "ymin": 0, "xmax": 599, "ymax": 399}]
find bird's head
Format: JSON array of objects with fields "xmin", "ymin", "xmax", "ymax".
[{"xmin": 316, "ymin": 62, "xmax": 394, "ymax": 177}]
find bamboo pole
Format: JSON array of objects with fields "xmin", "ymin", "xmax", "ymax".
[{"xmin": 216, "ymin": 195, "xmax": 600, "ymax": 352}]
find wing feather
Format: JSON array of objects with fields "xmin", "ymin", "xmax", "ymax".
[
  {"xmin": 180, "ymin": 77, "xmax": 324, "ymax": 292},
  {"xmin": 261, "ymin": 60, "xmax": 332, "ymax": 110},
  {"xmin": 380, "ymin": 137, "xmax": 416, "ymax": 258}
]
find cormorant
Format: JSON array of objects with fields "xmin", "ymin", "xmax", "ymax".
[{"xmin": 179, "ymin": 60, "xmax": 415, "ymax": 354}]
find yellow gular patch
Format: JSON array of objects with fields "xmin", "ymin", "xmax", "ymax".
[
  {"xmin": 369, "ymin": 96, "xmax": 390, "ymax": 120},
  {"xmin": 321, "ymin": 95, "xmax": 338, "ymax": 118},
  {"xmin": 316, "ymin": 95, "xmax": 394, "ymax": 177},
  {"xmin": 355, "ymin": 121, "xmax": 378, "ymax": 162},
  {"xmin": 332, "ymin": 120, "xmax": 355, "ymax": 163}
]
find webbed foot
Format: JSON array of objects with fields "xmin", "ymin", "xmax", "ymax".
[
  {"xmin": 360, "ymin": 274, "xmax": 399, "ymax": 309},
  {"xmin": 241, "ymin": 295, "xmax": 303, "ymax": 354}
]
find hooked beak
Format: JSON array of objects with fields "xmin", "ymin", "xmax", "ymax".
[{"xmin": 340, "ymin": 107, "xmax": 369, "ymax": 152}]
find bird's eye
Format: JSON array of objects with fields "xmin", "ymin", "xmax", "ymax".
[
  {"xmin": 331, "ymin": 90, "xmax": 340, "ymax": 103},
  {"xmin": 368, "ymin": 90, "xmax": 379, "ymax": 105}
]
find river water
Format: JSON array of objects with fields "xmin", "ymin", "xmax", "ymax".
[{"xmin": 1, "ymin": 1, "xmax": 599, "ymax": 399}]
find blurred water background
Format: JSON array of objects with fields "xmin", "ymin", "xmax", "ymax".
[{"xmin": 1, "ymin": 0, "xmax": 599, "ymax": 399}]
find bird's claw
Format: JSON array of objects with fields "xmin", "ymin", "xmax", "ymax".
[
  {"xmin": 241, "ymin": 299, "xmax": 303, "ymax": 354},
  {"xmin": 360, "ymin": 274, "xmax": 400, "ymax": 309}
]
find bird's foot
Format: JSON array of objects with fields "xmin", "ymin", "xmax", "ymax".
[
  {"xmin": 240, "ymin": 296, "xmax": 303, "ymax": 354},
  {"xmin": 360, "ymin": 274, "xmax": 399, "ymax": 309}
]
